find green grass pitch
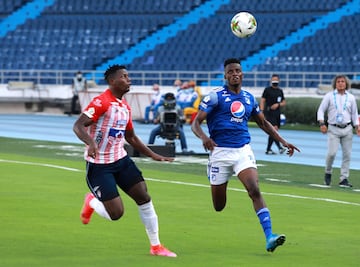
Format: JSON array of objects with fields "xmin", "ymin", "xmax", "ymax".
[{"xmin": 0, "ymin": 137, "xmax": 359, "ymax": 267}]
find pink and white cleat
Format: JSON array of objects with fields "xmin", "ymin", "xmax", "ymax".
[{"xmin": 150, "ymin": 244, "xmax": 177, "ymax": 257}]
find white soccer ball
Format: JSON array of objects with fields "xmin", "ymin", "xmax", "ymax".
[{"xmin": 230, "ymin": 11, "xmax": 257, "ymax": 38}]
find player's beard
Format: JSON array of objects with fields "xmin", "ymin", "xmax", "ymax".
[{"xmin": 229, "ymin": 77, "xmax": 241, "ymax": 87}]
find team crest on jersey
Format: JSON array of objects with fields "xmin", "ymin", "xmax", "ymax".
[{"xmin": 230, "ymin": 101, "xmax": 245, "ymax": 118}]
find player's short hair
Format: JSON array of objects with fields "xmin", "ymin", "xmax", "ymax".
[
  {"xmin": 224, "ymin": 58, "xmax": 241, "ymax": 68},
  {"xmin": 332, "ymin": 74, "xmax": 351, "ymax": 90},
  {"xmin": 104, "ymin": 65, "xmax": 126, "ymax": 83}
]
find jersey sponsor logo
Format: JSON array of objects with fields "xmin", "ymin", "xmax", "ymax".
[
  {"xmin": 225, "ymin": 97, "xmax": 231, "ymax": 102},
  {"xmin": 109, "ymin": 128, "xmax": 124, "ymax": 138},
  {"xmin": 230, "ymin": 101, "xmax": 245, "ymax": 118}
]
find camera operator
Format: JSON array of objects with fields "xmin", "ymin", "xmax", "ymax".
[{"xmin": 148, "ymin": 92, "xmax": 190, "ymax": 154}]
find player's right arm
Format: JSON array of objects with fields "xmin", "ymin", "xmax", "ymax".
[
  {"xmin": 191, "ymin": 110, "xmax": 216, "ymax": 151},
  {"xmin": 73, "ymin": 113, "xmax": 98, "ymax": 159},
  {"xmin": 192, "ymin": 91, "xmax": 219, "ymax": 151}
]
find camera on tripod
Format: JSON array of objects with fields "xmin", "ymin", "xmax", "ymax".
[{"xmin": 159, "ymin": 93, "xmax": 182, "ymax": 146}]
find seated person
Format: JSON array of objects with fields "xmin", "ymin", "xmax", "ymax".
[
  {"xmin": 175, "ymin": 81, "xmax": 199, "ymax": 110},
  {"xmin": 148, "ymin": 92, "xmax": 190, "ymax": 153},
  {"xmin": 183, "ymin": 85, "xmax": 202, "ymax": 124},
  {"xmin": 144, "ymin": 83, "xmax": 162, "ymax": 123}
]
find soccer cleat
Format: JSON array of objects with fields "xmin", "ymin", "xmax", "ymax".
[
  {"xmin": 266, "ymin": 234, "xmax": 286, "ymax": 252},
  {"xmin": 279, "ymin": 147, "xmax": 286, "ymax": 154},
  {"xmin": 324, "ymin": 173, "xmax": 331, "ymax": 186},
  {"xmin": 80, "ymin": 193, "xmax": 95, "ymax": 224},
  {"xmin": 265, "ymin": 150, "xmax": 276, "ymax": 155},
  {"xmin": 150, "ymin": 244, "xmax": 177, "ymax": 257},
  {"xmin": 339, "ymin": 179, "xmax": 353, "ymax": 188}
]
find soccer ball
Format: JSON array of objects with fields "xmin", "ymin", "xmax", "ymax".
[{"xmin": 230, "ymin": 12, "xmax": 257, "ymax": 38}]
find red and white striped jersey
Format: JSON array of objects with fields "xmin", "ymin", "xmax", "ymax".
[{"xmin": 83, "ymin": 89, "xmax": 134, "ymax": 164}]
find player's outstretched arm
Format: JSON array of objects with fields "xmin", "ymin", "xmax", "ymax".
[
  {"xmin": 125, "ymin": 129, "xmax": 174, "ymax": 162},
  {"xmin": 254, "ymin": 113, "xmax": 300, "ymax": 156}
]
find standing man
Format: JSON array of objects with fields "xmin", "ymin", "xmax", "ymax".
[
  {"xmin": 317, "ymin": 74, "xmax": 360, "ymax": 187},
  {"xmin": 260, "ymin": 74, "xmax": 286, "ymax": 155},
  {"xmin": 191, "ymin": 58, "xmax": 300, "ymax": 253},
  {"xmin": 71, "ymin": 71, "xmax": 87, "ymax": 115},
  {"xmin": 73, "ymin": 65, "xmax": 176, "ymax": 257}
]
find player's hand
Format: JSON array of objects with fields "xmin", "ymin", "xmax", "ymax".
[
  {"xmin": 87, "ymin": 144, "xmax": 98, "ymax": 159},
  {"xmin": 152, "ymin": 154, "xmax": 174, "ymax": 162},
  {"xmin": 202, "ymin": 136, "xmax": 217, "ymax": 151},
  {"xmin": 283, "ymin": 143, "xmax": 300, "ymax": 157}
]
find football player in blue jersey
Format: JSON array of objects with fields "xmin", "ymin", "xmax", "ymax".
[{"xmin": 191, "ymin": 58, "xmax": 300, "ymax": 253}]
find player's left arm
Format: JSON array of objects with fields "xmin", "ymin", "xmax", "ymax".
[
  {"xmin": 125, "ymin": 129, "xmax": 174, "ymax": 162},
  {"xmin": 253, "ymin": 112, "xmax": 300, "ymax": 156}
]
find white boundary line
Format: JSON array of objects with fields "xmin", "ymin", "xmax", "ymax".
[
  {"xmin": 1, "ymin": 158, "xmax": 360, "ymax": 207},
  {"xmin": 146, "ymin": 178, "xmax": 360, "ymax": 207},
  {"xmin": 0, "ymin": 159, "xmax": 82, "ymax": 172}
]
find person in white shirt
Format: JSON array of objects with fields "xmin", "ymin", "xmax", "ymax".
[{"xmin": 317, "ymin": 74, "xmax": 360, "ymax": 187}]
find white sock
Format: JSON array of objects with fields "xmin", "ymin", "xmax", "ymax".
[
  {"xmin": 138, "ymin": 200, "xmax": 160, "ymax": 246},
  {"xmin": 89, "ymin": 197, "xmax": 111, "ymax": 220}
]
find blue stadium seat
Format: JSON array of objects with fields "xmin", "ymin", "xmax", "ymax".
[{"xmin": 0, "ymin": 0, "xmax": 359, "ymax": 76}]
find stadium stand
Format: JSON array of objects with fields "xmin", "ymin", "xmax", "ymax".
[{"xmin": 0, "ymin": 0, "xmax": 359, "ymax": 83}]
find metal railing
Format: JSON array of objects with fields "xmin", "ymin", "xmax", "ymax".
[{"xmin": 1, "ymin": 69, "xmax": 359, "ymax": 89}]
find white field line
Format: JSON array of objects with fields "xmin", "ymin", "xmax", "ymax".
[
  {"xmin": 0, "ymin": 159, "xmax": 82, "ymax": 172},
  {"xmin": 1, "ymin": 158, "xmax": 359, "ymax": 207}
]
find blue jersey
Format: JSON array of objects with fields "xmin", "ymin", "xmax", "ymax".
[{"xmin": 199, "ymin": 85, "xmax": 260, "ymax": 148}]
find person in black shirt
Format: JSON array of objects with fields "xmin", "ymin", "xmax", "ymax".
[{"xmin": 260, "ymin": 74, "xmax": 286, "ymax": 155}]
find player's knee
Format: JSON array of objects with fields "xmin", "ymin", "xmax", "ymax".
[
  {"xmin": 109, "ymin": 209, "xmax": 124, "ymax": 221},
  {"xmin": 247, "ymin": 187, "xmax": 261, "ymax": 200}
]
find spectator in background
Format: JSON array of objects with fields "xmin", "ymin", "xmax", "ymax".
[
  {"xmin": 317, "ymin": 74, "xmax": 360, "ymax": 187},
  {"xmin": 144, "ymin": 83, "xmax": 162, "ymax": 124},
  {"xmin": 175, "ymin": 80, "xmax": 198, "ymax": 110},
  {"xmin": 260, "ymin": 74, "xmax": 286, "ymax": 155},
  {"xmin": 71, "ymin": 71, "xmax": 87, "ymax": 115},
  {"xmin": 173, "ymin": 79, "xmax": 182, "ymax": 90}
]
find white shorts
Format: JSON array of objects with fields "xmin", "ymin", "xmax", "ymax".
[{"xmin": 207, "ymin": 144, "xmax": 257, "ymax": 185}]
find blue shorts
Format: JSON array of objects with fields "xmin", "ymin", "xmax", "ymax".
[{"xmin": 85, "ymin": 155, "xmax": 144, "ymax": 201}]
